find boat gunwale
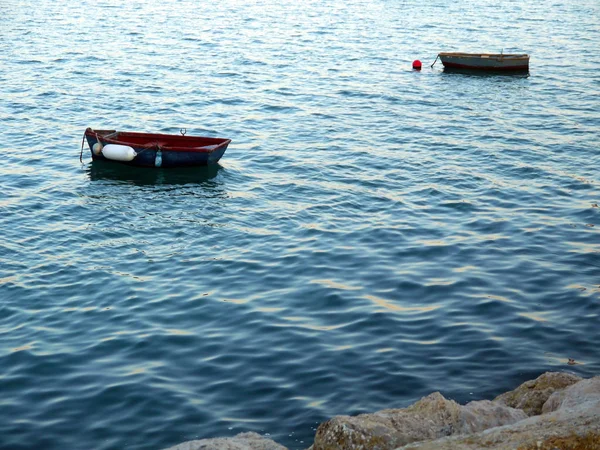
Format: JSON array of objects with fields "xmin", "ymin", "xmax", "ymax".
[
  {"xmin": 438, "ymin": 52, "xmax": 529, "ymax": 61},
  {"xmin": 85, "ymin": 128, "xmax": 231, "ymax": 154}
]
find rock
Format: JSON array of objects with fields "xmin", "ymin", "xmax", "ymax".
[
  {"xmin": 164, "ymin": 373, "xmax": 599, "ymax": 450},
  {"xmin": 542, "ymin": 375, "xmax": 600, "ymax": 414},
  {"xmin": 398, "ymin": 376, "xmax": 600, "ymax": 450},
  {"xmin": 163, "ymin": 432, "xmax": 288, "ymax": 450},
  {"xmin": 458, "ymin": 399, "xmax": 528, "ymax": 434},
  {"xmin": 312, "ymin": 392, "xmax": 526, "ymax": 450},
  {"xmin": 493, "ymin": 371, "xmax": 581, "ymax": 416}
]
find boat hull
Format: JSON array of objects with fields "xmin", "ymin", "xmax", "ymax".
[
  {"xmin": 84, "ymin": 128, "xmax": 230, "ymax": 168},
  {"xmin": 438, "ymin": 53, "xmax": 529, "ymax": 72}
]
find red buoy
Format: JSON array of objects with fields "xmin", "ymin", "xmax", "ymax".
[{"xmin": 412, "ymin": 59, "xmax": 422, "ymax": 70}]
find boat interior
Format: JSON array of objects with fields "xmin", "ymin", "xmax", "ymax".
[{"xmin": 88, "ymin": 129, "xmax": 229, "ymax": 148}]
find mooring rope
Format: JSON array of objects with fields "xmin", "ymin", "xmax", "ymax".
[
  {"xmin": 79, "ymin": 131, "xmax": 86, "ymax": 163},
  {"xmin": 431, "ymin": 55, "xmax": 439, "ymax": 68}
]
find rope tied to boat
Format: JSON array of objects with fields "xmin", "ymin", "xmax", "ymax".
[
  {"xmin": 136, "ymin": 141, "xmax": 162, "ymax": 154},
  {"xmin": 431, "ymin": 54, "xmax": 439, "ymax": 68},
  {"xmin": 79, "ymin": 130, "xmax": 86, "ymax": 163}
]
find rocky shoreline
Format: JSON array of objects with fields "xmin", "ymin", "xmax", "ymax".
[{"xmin": 165, "ymin": 372, "xmax": 600, "ymax": 450}]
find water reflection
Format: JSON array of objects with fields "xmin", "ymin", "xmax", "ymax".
[{"xmin": 86, "ymin": 160, "xmax": 222, "ymax": 186}]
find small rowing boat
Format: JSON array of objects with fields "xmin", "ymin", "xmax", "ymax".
[
  {"xmin": 436, "ymin": 52, "xmax": 530, "ymax": 71},
  {"xmin": 83, "ymin": 128, "xmax": 231, "ymax": 168}
]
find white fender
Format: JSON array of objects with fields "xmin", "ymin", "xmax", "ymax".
[
  {"xmin": 92, "ymin": 142, "xmax": 103, "ymax": 155},
  {"xmin": 101, "ymin": 144, "xmax": 137, "ymax": 162}
]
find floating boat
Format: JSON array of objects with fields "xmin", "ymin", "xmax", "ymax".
[
  {"xmin": 83, "ymin": 128, "xmax": 231, "ymax": 168},
  {"xmin": 436, "ymin": 52, "xmax": 530, "ymax": 71}
]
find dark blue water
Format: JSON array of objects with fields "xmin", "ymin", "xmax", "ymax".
[{"xmin": 1, "ymin": 0, "xmax": 599, "ymax": 449}]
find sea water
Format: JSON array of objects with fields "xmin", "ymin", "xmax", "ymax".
[{"xmin": 1, "ymin": 0, "xmax": 599, "ymax": 449}]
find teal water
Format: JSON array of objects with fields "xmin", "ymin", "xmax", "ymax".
[{"xmin": 1, "ymin": 0, "xmax": 599, "ymax": 449}]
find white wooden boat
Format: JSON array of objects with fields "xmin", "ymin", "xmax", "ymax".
[{"xmin": 437, "ymin": 52, "xmax": 529, "ymax": 71}]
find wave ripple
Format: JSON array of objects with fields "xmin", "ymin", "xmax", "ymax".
[{"xmin": 1, "ymin": 0, "xmax": 599, "ymax": 449}]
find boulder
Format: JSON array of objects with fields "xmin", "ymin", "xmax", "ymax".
[
  {"xmin": 312, "ymin": 392, "xmax": 526, "ymax": 450},
  {"xmin": 163, "ymin": 432, "xmax": 287, "ymax": 450},
  {"xmin": 164, "ymin": 373, "xmax": 599, "ymax": 450},
  {"xmin": 493, "ymin": 371, "xmax": 581, "ymax": 416},
  {"xmin": 542, "ymin": 375, "xmax": 600, "ymax": 414},
  {"xmin": 398, "ymin": 376, "xmax": 600, "ymax": 450}
]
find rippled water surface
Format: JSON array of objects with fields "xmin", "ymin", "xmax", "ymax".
[{"xmin": 1, "ymin": 0, "xmax": 599, "ymax": 449}]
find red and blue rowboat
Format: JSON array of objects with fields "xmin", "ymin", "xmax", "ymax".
[{"xmin": 84, "ymin": 128, "xmax": 231, "ymax": 168}]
